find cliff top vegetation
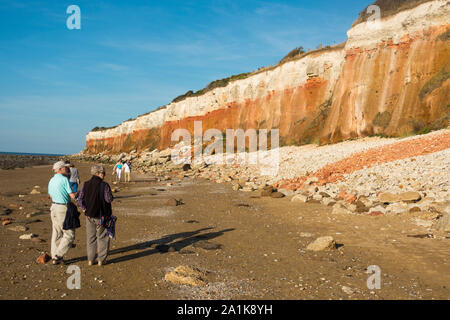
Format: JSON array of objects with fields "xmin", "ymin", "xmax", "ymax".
[{"xmin": 353, "ymin": 0, "xmax": 435, "ymax": 26}]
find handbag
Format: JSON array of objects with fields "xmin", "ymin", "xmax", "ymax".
[{"xmin": 98, "ymin": 182, "xmax": 117, "ymax": 239}]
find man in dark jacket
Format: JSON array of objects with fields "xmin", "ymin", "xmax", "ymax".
[{"xmin": 77, "ymin": 165, "xmax": 113, "ymax": 266}]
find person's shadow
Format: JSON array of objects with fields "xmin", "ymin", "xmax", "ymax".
[{"xmin": 65, "ymin": 227, "xmax": 234, "ymax": 265}]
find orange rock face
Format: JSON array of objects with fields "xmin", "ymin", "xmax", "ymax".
[
  {"xmin": 85, "ymin": 3, "xmax": 449, "ymax": 155},
  {"xmin": 322, "ymin": 25, "xmax": 450, "ymax": 144},
  {"xmin": 86, "ymin": 77, "xmax": 333, "ymax": 153}
]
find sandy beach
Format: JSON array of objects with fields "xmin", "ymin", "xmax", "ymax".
[{"xmin": 0, "ymin": 161, "xmax": 449, "ymax": 300}]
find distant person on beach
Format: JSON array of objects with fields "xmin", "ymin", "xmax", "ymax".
[
  {"xmin": 48, "ymin": 161, "xmax": 76, "ymax": 265},
  {"xmin": 63, "ymin": 160, "xmax": 71, "ymax": 178},
  {"xmin": 68, "ymin": 163, "xmax": 80, "ymax": 193},
  {"xmin": 123, "ymin": 160, "xmax": 131, "ymax": 182},
  {"xmin": 113, "ymin": 161, "xmax": 123, "ymax": 182},
  {"xmin": 77, "ymin": 165, "xmax": 114, "ymax": 266}
]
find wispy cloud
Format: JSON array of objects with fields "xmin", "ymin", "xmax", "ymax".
[{"xmin": 96, "ymin": 62, "xmax": 129, "ymax": 72}]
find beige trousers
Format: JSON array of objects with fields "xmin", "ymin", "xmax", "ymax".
[
  {"xmin": 125, "ymin": 171, "xmax": 131, "ymax": 182},
  {"xmin": 86, "ymin": 217, "xmax": 110, "ymax": 263},
  {"xmin": 50, "ymin": 204, "xmax": 75, "ymax": 259}
]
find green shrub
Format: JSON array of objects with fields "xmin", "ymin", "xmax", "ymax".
[
  {"xmin": 437, "ymin": 29, "xmax": 450, "ymax": 42},
  {"xmin": 280, "ymin": 46, "xmax": 305, "ymax": 64},
  {"xmin": 372, "ymin": 111, "xmax": 392, "ymax": 128},
  {"xmin": 419, "ymin": 67, "xmax": 450, "ymax": 100}
]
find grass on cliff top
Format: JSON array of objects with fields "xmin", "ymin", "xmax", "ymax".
[
  {"xmin": 170, "ymin": 43, "xmax": 345, "ymax": 105},
  {"xmin": 353, "ymin": 0, "xmax": 435, "ymax": 26}
]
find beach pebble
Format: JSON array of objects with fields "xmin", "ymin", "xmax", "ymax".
[
  {"xmin": 19, "ymin": 234, "xmax": 37, "ymax": 240},
  {"xmin": 306, "ymin": 236, "xmax": 336, "ymax": 251},
  {"xmin": 8, "ymin": 225, "xmax": 28, "ymax": 232}
]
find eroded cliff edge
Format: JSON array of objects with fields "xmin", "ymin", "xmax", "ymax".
[{"xmin": 85, "ymin": 0, "xmax": 450, "ymax": 154}]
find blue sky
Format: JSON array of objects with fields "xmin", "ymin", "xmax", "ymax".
[{"xmin": 0, "ymin": 0, "xmax": 372, "ymax": 154}]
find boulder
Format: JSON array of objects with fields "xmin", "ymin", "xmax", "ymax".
[
  {"xmin": 369, "ymin": 205, "xmax": 386, "ymax": 215},
  {"xmin": 36, "ymin": 253, "xmax": 51, "ymax": 264},
  {"xmin": 2, "ymin": 219, "xmax": 12, "ymax": 226},
  {"xmin": 341, "ymin": 286, "xmax": 355, "ymax": 295},
  {"xmin": 307, "ymin": 186, "xmax": 319, "ymax": 194},
  {"xmin": 19, "ymin": 233, "xmax": 37, "ymax": 240},
  {"xmin": 306, "ymin": 236, "xmax": 336, "ymax": 251},
  {"xmin": 299, "ymin": 232, "xmax": 314, "ymax": 238},
  {"xmin": 400, "ymin": 191, "xmax": 422, "ymax": 203},
  {"xmin": 232, "ymin": 183, "xmax": 242, "ymax": 191},
  {"xmin": 413, "ymin": 219, "xmax": 433, "ymax": 228},
  {"xmin": 436, "ymin": 213, "xmax": 450, "ymax": 233},
  {"xmin": 278, "ymin": 189, "xmax": 294, "ymax": 197},
  {"xmin": 26, "ymin": 212, "xmax": 39, "ymax": 218},
  {"xmin": 292, "ymin": 194, "xmax": 309, "ymax": 203},
  {"xmin": 322, "ymin": 198, "xmax": 336, "ymax": 207},
  {"xmin": 387, "ymin": 202, "xmax": 409, "ymax": 215},
  {"xmin": 319, "ymin": 192, "xmax": 330, "ymax": 198},
  {"xmin": 313, "ymin": 194, "xmax": 323, "ymax": 201},
  {"xmin": 270, "ymin": 192, "xmax": 285, "ymax": 199},
  {"xmin": 378, "ymin": 193, "xmax": 398, "ymax": 203},
  {"xmin": 159, "ymin": 149, "xmax": 172, "ymax": 158},
  {"xmin": 8, "ymin": 225, "xmax": 28, "ymax": 232},
  {"xmin": 332, "ymin": 204, "xmax": 352, "ymax": 215},
  {"xmin": 164, "ymin": 266, "xmax": 207, "ymax": 286},
  {"xmin": 378, "ymin": 192, "xmax": 421, "ymax": 204},
  {"xmin": 260, "ymin": 186, "xmax": 274, "ymax": 197},
  {"xmin": 166, "ymin": 199, "xmax": 183, "ymax": 206},
  {"xmin": 355, "ymin": 200, "xmax": 369, "ymax": 213}
]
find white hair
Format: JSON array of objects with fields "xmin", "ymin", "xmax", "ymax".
[{"xmin": 90, "ymin": 164, "xmax": 105, "ymax": 175}]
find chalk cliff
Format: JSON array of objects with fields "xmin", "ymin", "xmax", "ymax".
[{"xmin": 85, "ymin": 0, "xmax": 449, "ymax": 154}]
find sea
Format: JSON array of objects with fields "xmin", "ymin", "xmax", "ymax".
[{"xmin": 0, "ymin": 151, "xmax": 66, "ymax": 157}]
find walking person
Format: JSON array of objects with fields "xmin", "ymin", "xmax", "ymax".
[
  {"xmin": 123, "ymin": 160, "xmax": 131, "ymax": 183},
  {"xmin": 48, "ymin": 161, "xmax": 77, "ymax": 265},
  {"xmin": 68, "ymin": 163, "xmax": 80, "ymax": 193},
  {"xmin": 113, "ymin": 161, "xmax": 123, "ymax": 182},
  {"xmin": 77, "ymin": 165, "xmax": 114, "ymax": 266}
]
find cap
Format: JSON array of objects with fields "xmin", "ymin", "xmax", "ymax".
[{"xmin": 53, "ymin": 161, "xmax": 69, "ymax": 171}]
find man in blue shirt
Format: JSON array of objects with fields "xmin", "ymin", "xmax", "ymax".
[{"xmin": 48, "ymin": 161, "xmax": 76, "ymax": 265}]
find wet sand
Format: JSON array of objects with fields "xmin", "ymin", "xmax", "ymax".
[{"xmin": 0, "ymin": 162, "xmax": 449, "ymax": 299}]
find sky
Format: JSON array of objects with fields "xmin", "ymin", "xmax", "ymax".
[{"xmin": 0, "ymin": 0, "xmax": 373, "ymax": 155}]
